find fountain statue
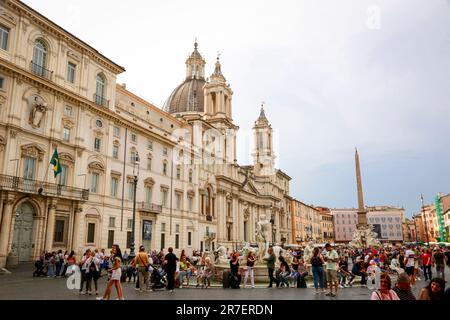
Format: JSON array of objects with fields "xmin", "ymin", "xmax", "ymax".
[{"xmin": 255, "ymin": 213, "xmax": 270, "ymax": 261}]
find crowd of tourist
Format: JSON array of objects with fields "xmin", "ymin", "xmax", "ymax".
[{"xmin": 31, "ymin": 242, "xmax": 450, "ymax": 300}]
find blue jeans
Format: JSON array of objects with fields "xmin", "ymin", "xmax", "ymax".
[{"xmin": 312, "ymin": 266, "xmax": 324, "ymax": 289}]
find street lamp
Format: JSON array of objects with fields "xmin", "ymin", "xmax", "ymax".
[
  {"xmin": 421, "ymin": 194, "xmax": 430, "ymax": 246},
  {"xmin": 129, "ymin": 152, "xmax": 140, "ymax": 262},
  {"xmin": 413, "ymin": 215, "xmax": 419, "ymax": 247}
]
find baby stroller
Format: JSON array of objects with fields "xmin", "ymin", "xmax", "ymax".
[
  {"xmin": 150, "ymin": 265, "xmax": 167, "ymax": 290},
  {"xmin": 33, "ymin": 260, "xmax": 46, "ymax": 277}
]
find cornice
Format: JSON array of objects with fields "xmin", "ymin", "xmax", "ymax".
[{"xmin": 7, "ymin": 0, "xmax": 125, "ymax": 74}]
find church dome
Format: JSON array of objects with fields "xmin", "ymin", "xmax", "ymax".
[
  {"xmin": 163, "ymin": 78, "xmax": 206, "ymax": 114},
  {"xmin": 163, "ymin": 41, "xmax": 207, "ymax": 115}
]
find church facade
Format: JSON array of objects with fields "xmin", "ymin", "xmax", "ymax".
[{"xmin": 0, "ymin": 0, "xmax": 292, "ymax": 268}]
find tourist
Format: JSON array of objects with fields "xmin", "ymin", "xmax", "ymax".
[
  {"xmin": 350, "ymin": 260, "xmax": 367, "ymax": 286},
  {"xmin": 86, "ymin": 250, "xmax": 101, "ymax": 295},
  {"xmin": 338, "ymin": 255, "xmax": 353, "ymax": 288},
  {"xmin": 79, "ymin": 249, "xmax": 91, "ymax": 294},
  {"xmin": 277, "ymin": 256, "xmax": 290, "ymax": 288},
  {"xmin": 46, "ymin": 252, "xmax": 56, "ymax": 278},
  {"xmin": 60, "ymin": 251, "xmax": 69, "ymax": 277},
  {"xmin": 404, "ymin": 245, "xmax": 415, "ymax": 284},
  {"xmin": 263, "ymin": 247, "xmax": 279, "ymax": 288},
  {"xmin": 417, "ymin": 278, "xmax": 446, "ymax": 300},
  {"xmin": 310, "ymin": 247, "xmax": 325, "ymax": 294},
  {"xmin": 370, "ymin": 273, "xmax": 399, "ymax": 300},
  {"xmin": 289, "ymin": 256, "xmax": 299, "ymax": 288},
  {"xmin": 432, "ymin": 247, "xmax": 446, "ymax": 280},
  {"xmin": 176, "ymin": 255, "xmax": 189, "ymax": 288},
  {"xmin": 133, "ymin": 245, "xmax": 151, "ymax": 292},
  {"xmin": 422, "ymin": 249, "xmax": 432, "ymax": 281},
  {"xmin": 97, "ymin": 256, "xmax": 124, "ymax": 300},
  {"xmin": 229, "ymin": 253, "xmax": 241, "ymax": 288},
  {"xmin": 243, "ymin": 251, "xmax": 256, "ymax": 288},
  {"xmin": 393, "ymin": 272, "xmax": 416, "ymax": 300},
  {"xmin": 296, "ymin": 259, "xmax": 308, "ymax": 288},
  {"xmin": 324, "ymin": 243, "xmax": 339, "ymax": 297},
  {"xmin": 54, "ymin": 249, "xmax": 64, "ymax": 277},
  {"xmin": 97, "ymin": 244, "xmax": 123, "ymax": 300},
  {"xmin": 164, "ymin": 247, "xmax": 178, "ymax": 292}
]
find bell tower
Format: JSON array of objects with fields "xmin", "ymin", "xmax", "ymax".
[
  {"xmin": 252, "ymin": 104, "xmax": 275, "ymax": 176},
  {"xmin": 203, "ymin": 56, "xmax": 233, "ymax": 121}
]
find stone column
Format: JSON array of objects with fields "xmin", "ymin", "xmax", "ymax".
[
  {"xmin": 0, "ymin": 195, "xmax": 15, "ymax": 267},
  {"xmin": 71, "ymin": 206, "xmax": 83, "ymax": 255},
  {"xmin": 45, "ymin": 199, "xmax": 58, "ymax": 252}
]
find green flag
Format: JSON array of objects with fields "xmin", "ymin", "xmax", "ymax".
[{"xmin": 50, "ymin": 148, "xmax": 62, "ymax": 178}]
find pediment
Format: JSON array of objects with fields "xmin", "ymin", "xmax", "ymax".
[
  {"xmin": 242, "ymin": 180, "xmax": 259, "ymax": 195},
  {"xmin": 59, "ymin": 152, "xmax": 75, "ymax": 163},
  {"xmin": 88, "ymin": 161, "xmax": 105, "ymax": 172},
  {"xmin": 144, "ymin": 177, "xmax": 155, "ymax": 186},
  {"xmin": 21, "ymin": 143, "xmax": 45, "ymax": 161}
]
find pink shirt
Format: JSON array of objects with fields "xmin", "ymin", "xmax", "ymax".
[{"xmin": 370, "ymin": 290, "xmax": 400, "ymax": 300}]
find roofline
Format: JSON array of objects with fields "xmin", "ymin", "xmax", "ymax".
[
  {"xmin": 116, "ymin": 84, "xmax": 186, "ymax": 127},
  {"xmin": 11, "ymin": 0, "xmax": 125, "ymax": 74}
]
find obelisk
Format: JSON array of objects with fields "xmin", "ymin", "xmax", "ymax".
[{"xmin": 355, "ymin": 148, "xmax": 368, "ymax": 226}]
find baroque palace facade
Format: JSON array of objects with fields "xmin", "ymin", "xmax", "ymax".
[{"xmin": 0, "ymin": 0, "xmax": 292, "ymax": 267}]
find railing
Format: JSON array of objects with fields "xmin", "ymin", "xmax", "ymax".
[
  {"xmin": 0, "ymin": 174, "xmax": 89, "ymax": 201},
  {"xmin": 93, "ymin": 93, "xmax": 109, "ymax": 108},
  {"xmin": 138, "ymin": 202, "xmax": 162, "ymax": 214},
  {"xmin": 30, "ymin": 61, "xmax": 53, "ymax": 80}
]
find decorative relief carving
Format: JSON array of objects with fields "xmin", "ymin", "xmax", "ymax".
[
  {"xmin": 62, "ymin": 118, "xmax": 75, "ymax": 129},
  {"xmin": 59, "ymin": 152, "xmax": 75, "ymax": 164},
  {"xmin": 0, "ymin": 9, "xmax": 17, "ymax": 25},
  {"xmin": 143, "ymin": 177, "xmax": 155, "ymax": 187},
  {"xmin": 110, "ymin": 170, "xmax": 122, "ymax": 177},
  {"xmin": 21, "ymin": 143, "xmax": 45, "ymax": 161},
  {"xmin": 88, "ymin": 161, "xmax": 105, "ymax": 172},
  {"xmin": 28, "ymin": 96, "xmax": 48, "ymax": 129},
  {"xmin": 113, "ymin": 139, "xmax": 120, "ymax": 147},
  {"xmin": 67, "ymin": 50, "xmax": 81, "ymax": 62},
  {"xmin": 10, "ymin": 129, "xmax": 17, "ymax": 138},
  {"xmin": 93, "ymin": 129, "xmax": 103, "ymax": 137},
  {"xmin": 0, "ymin": 135, "xmax": 6, "ymax": 152}
]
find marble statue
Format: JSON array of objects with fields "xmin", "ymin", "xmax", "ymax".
[
  {"xmin": 29, "ymin": 101, "xmax": 48, "ymax": 129},
  {"xmin": 214, "ymin": 245, "xmax": 228, "ymax": 265},
  {"xmin": 303, "ymin": 241, "xmax": 314, "ymax": 264},
  {"xmin": 255, "ymin": 213, "xmax": 270, "ymax": 261}
]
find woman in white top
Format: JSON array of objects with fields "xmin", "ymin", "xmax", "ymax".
[{"xmin": 370, "ymin": 273, "xmax": 400, "ymax": 300}]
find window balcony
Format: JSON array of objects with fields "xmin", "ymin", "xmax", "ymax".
[
  {"xmin": 0, "ymin": 174, "xmax": 89, "ymax": 201},
  {"xmin": 30, "ymin": 61, "xmax": 53, "ymax": 80},
  {"xmin": 93, "ymin": 93, "xmax": 109, "ymax": 108},
  {"xmin": 138, "ymin": 202, "xmax": 162, "ymax": 214}
]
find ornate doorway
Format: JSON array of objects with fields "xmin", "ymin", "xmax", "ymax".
[{"xmin": 11, "ymin": 202, "xmax": 36, "ymax": 262}]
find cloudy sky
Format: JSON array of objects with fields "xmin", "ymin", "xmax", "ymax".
[{"xmin": 23, "ymin": 0, "xmax": 450, "ymax": 217}]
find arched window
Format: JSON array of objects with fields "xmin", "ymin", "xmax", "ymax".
[{"xmin": 32, "ymin": 39, "xmax": 47, "ymax": 76}]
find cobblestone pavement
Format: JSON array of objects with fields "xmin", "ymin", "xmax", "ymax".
[{"xmin": 0, "ymin": 263, "xmax": 448, "ymax": 300}]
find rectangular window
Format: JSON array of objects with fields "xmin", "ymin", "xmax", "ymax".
[
  {"xmin": 175, "ymin": 234, "xmax": 179, "ymax": 249},
  {"xmin": 160, "ymin": 233, "xmax": 165, "ymax": 250},
  {"xmin": 0, "ymin": 25, "xmax": 9, "ymax": 50},
  {"xmin": 127, "ymin": 219, "xmax": 133, "ymax": 229},
  {"xmin": 111, "ymin": 177, "xmax": 118, "ymax": 197},
  {"xmin": 23, "ymin": 157, "xmax": 36, "ymax": 180},
  {"xmin": 60, "ymin": 165, "xmax": 68, "ymax": 186},
  {"xmin": 113, "ymin": 145, "xmax": 119, "ymax": 159},
  {"xmin": 176, "ymin": 193, "xmax": 181, "ymax": 210},
  {"xmin": 109, "ymin": 217, "xmax": 116, "ymax": 228},
  {"xmin": 189, "ymin": 171, "xmax": 192, "ymax": 183},
  {"xmin": 148, "ymin": 140, "xmax": 153, "ymax": 150},
  {"xmin": 64, "ymin": 105, "xmax": 72, "ymax": 117},
  {"xmin": 67, "ymin": 62, "xmax": 76, "ymax": 83},
  {"xmin": 145, "ymin": 186, "xmax": 152, "ymax": 203},
  {"xmin": 161, "ymin": 223, "xmax": 166, "ymax": 232},
  {"xmin": 163, "ymin": 163, "xmax": 167, "ymax": 175},
  {"xmin": 0, "ymin": 76, "xmax": 4, "ymax": 90},
  {"xmin": 63, "ymin": 127, "xmax": 70, "ymax": 142},
  {"xmin": 113, "ymin": 126, "xmax": 120, "ymax": 137},
  {"xmin": 94, "ymin": 138, "xmax": 101, "ymax": 152},
  {"xmin": 188, "ymin": 197, "xmax": 193, "ymax": 212},
  {"xmin": 54, "ymin": 220, "xmax": 65, "ymax": 243},
  {"xmin": 163, "ymin": 147, "xmax": 168, "ymax": 156},
  {"xmin": 188, "ymin": 231, "xmax": 192, "ymax": 246},
  {"xmin": 126, "ymin": 231, "xmax": 132, "ymax": 249},
  {"xmin": 147, "ymin": 157, "xmax": 152, "ymax": 170},
  {"xmin": 107, "ymin": 230, "xmax": 114, "ymax": 248},
  {"xmin": 176, "ymin": 168, "xmax": 181, "ymax": 180},
  {"xmin": 131, "ymin": 133, "xmax": 137, "ymax": 143},
  {"xmin": 128, "ymin": 182, "xmax": 134, "ymax": 201},
  {"xmin": 87, "ymin": 223, "xmax": 95, "ymax": 243},
  {"xmin": 162, "ymin": 190, "xmax": 167, "ymax": 206},
  {"xmin": 176, "ymin": 224, "xmax": 180, "ymax": 233},
  {"xmin": 91, "ymin": 173, "xmax": 99, "ymax": 193}
]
